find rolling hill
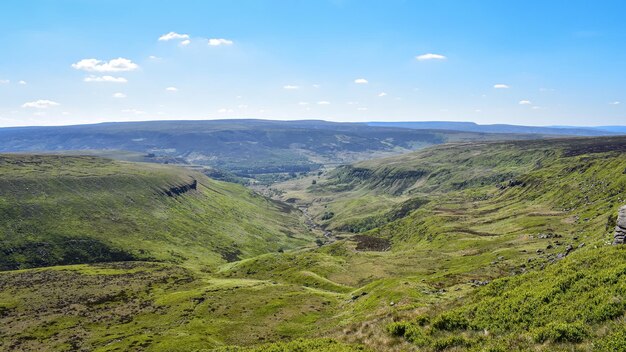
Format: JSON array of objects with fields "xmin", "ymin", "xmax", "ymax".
[
  {"xmin": 367, "ymin": 121, "xmax": 621, "ymax": 136},
  {"xmin": 267, "ymin": 135, "xmax": 626, "ymax": 350},
  {"xmin": 2, "ymin": 135, "xmax": 626, "ymax": 351},
  {"xmin": 0, "ymin": 120, "xmax": 555, "ymax": 179},
  {"xmin": 0, "ymin": 154, "xmax": 312, "ymax": 271}
]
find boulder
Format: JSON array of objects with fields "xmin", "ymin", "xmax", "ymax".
[
  {"xmin": 613, "ymin": 205, "xmax": 626, "ymax": 245},
  {"xmin": 617, "ymin": 206, "xmax": 626, "ymax": 229}
]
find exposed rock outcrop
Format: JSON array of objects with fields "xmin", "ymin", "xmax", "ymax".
[
  {"xmin": 613, "ymin": 205, "xmax": 626, "ymax": 245},
  {"xmin": 163, "ymin": 179, "xmax": 197, "ymax": 197}
]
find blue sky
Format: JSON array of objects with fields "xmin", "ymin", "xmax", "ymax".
[{"xmin": 1, "ymin": 0, "xmax": 625, "ymax": 127}]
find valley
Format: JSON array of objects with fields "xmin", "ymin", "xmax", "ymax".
[
  {"xmin": 1, "ymin": 134, "xmax": 626, "ymax": 351},
  {"xmin": 4, "ymin": 1, "xmax": 626, "ymax": 350},
  {"xmin": 0, "ymin": 120, "xmax": 559, "ymax": 184}
]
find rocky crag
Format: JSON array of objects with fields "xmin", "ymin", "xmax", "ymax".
[
  {"xmin": 163, "ymin": 179, "xmax": 197, "ymax": 197},
  {"xmin": 613, "ymin": 205, "xmax": 626, "ymax": 245}
]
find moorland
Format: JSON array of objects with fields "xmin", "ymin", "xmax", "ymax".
[{"xmin": 1, "ymin": 121, "xmax": 626, "ymax": 351}]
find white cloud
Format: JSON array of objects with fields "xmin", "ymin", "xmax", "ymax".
[
  {"xmin": 218, "ymin": 108, "xmax": 234, "ymax": 113},
  {"xmin": 298, "ymin": 102, "xmax": 309, "ymax": 106},
  {"xmin": 149, "ymin": 55, "xmax": 161, "ymax": 60},
  {"xmin": 158, "ymin": 32, "xmax": 190, "ymax": 41},
  {"xmin": 317, "ymin": 101, "xmax": 330, "ymax": 105},
  {"xmin": 519, "ymin": 100, "xmax": 532, "ymax": 105},
  {"xmin": 112, "ymin": 92, "xmax": 127, "ymax": 98},
  {"xmin": 165, "ymin": 86, "xmax": 178, "ymax": 92},
  {"xmin": 181, "ymin": 39, "xmax": 191, "ymax": 46},
  {"xmin": 357, "ymin": 107, "xmax": 368, "ymax": 111},
  {"xmin": 416, "ymin": 53, "xmax": 446, "ymax": 61},
  {"xmin": 312, "ymin": 84, "xmax": 320, "ymax": 88},
  {"xmin": 531, "ymin": 106, "xmax": 545, "ymax": 110},
  {"xmin": 378, "ymin": 92, "xmax": 387, "ymax": 97},
  {"xmin": 22, "ymin": 99, "xmax": 60, "ymax": 109},
  {"xmin": 0, "ymin": 79, "xmax": 9, "ymax": 84},
  {"xmin": 347, "ymin": 101, "xmax": 359, "ymax": 105},
  {"xmin": 84, "ymin": 75, "xmax": 128, "ymax": 83},
  {"xmin": 610, "ymin": 101, "xmax": 621, "ymax": 105},
  {"xmin": 208, "ymin": 38, "xmax": 233, "ymax": 46},
  {"xmin": 354, "ymin": 78, "xmax": 368, "ymax": 84},
  {"xmin": 72, "ymin": 58, "xmax": 139, "ymax": 72},
  {"xmin": 493, "ymin": 84, "xmax": 509, "ymax": 89},
  {"xmin": 283, "ymin": 85, "xmax": 299, "ymax": 90},
  {"xmin": 18, "ymin": 80, "xmax": 26, "ymax": 85},
  {"xmin": 474, "ymin": 109, "xmax": 482, "ymax": 113}
]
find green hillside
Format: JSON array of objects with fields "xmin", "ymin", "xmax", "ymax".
[
  {"xmin": 267, "ymin": 136, "xmax": 626, "ymax": 350},
  {"xmin": 2, "ymin": 136, "xmax": 626, "ymax": 351},
  {"xmin": 0, "ymin": 119, "xmax": 555, "ymax": 180},
  {"xmin": 0, "ymin": 154, "xmax": 312, "ymax": 271}
]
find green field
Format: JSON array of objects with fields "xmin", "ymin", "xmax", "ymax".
[{"xmin": 2, "ymin": 136, "xmax": 626, "ymax": 351}]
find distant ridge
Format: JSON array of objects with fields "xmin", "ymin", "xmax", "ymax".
[
  {"xmin": 367, "ymin": 121, "xmax": 621, "ymax": 136},
  {"xmin": 0, "ymin": 119, "xmax": 557, "ymax": 177}
]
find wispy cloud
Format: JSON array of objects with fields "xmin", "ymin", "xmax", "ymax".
[
  {"xmin": 317, "ymin": 101, "xmax": 330, "ymax": 105},
  {"xmin": 181, "ymin": 39, "xmax": 191, "ymax": 46},
  {"xmin": 22, "ymin": 99, "xmax": 60, "ymax": 109},
  {"xmin": 158, "ymin": 32, "xmax": 190, "ymax": 41},
  {"xmin": 208, "ymin": 38, "xmax": 233, "ymax": 46},
  {"xmin": 18, "ymin": 80, "xmax": 26, "ymax": 85},
  {"xmin": 112, "ymin": 92, "xmax": 127, "ymax": 98},
  {"xmin": 519, "ymin": 100, "xmax": 532, "ymax": 105},
  {"xmin": 416, "ymin": 53, "xmax": 446, "ymax": 61},
  {"xmin": 609, "ymin": 101, "xmax": 621, "ymax": 105},
  {"xmin": 298, "ymin": 102, "xmax": 309, "ymax": 106},
  {"xmin": 72, "ymin": 58, "xmax": 139, "ymax": 72},
  {"xmin": 0, "ymin": 79, "xmax": 9, "ymax": 84},
  {"xmin": 165, "ymin": 87, "xmax": 178, "ymax": 92},
  {"xmin": 84, "ymin": 75, "xmax": 128, "ymax": 83},
  {"xmin": 493, "ymin": 84, "xmax": 509, "ymax": 89},
  {"xmin": 122, "ymin": 108, "xmax": 146, "ymax": 115},
  {"xmin": 378, "ymin": 92, "xmax": 387, "ymax": 97},
  {"xmin": 283, "ymin": 85, "xmax": 299, "ymax": 90},
  {"xmin": 354, "ymin": 78, "xmax": 368, "ymax": 84}
]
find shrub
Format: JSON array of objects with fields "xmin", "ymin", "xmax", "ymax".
[
  {"xmin": 593, "ymin": 326, "xmax": 626, "ymax": 352},
  {"xmin": 432, "ymin": 312, "xmax": 470, "ymax": 331},
  {"xmin": 385, "ymin": 322, "xmax": 430, "ymax": 346},
  {"xmin": 386, "ymin": 322, "xmax": 409, "ymax": 337},
  {"xmin": 321, "ymin": 211, "xmax": 335, "ymax": 220},
  {"xmin": 533, "ymin": 322, "xmax": 588, "ymax": 343},
  {"xmin": 414, "ymin": 314, "xmax": 430, "ymax": 326},
  {"xmin": 432, "ymin": 335, "xmax": 472, "ymax": 351}
]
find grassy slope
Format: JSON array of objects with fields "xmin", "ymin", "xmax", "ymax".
[
  {"xmin": 0, "ymin": 262, "xmax": 359, "ymax": 351},
  {"xmin": 3, "ymin": 136, "xmax": 626, "ymax": 351},
  {"xmin": 0, "ymin": 154, "xmax": 312, "ymax": 271},
  {"xmin": 263, "ymin": 136, "xmax": 626, "ymax": 350}
]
